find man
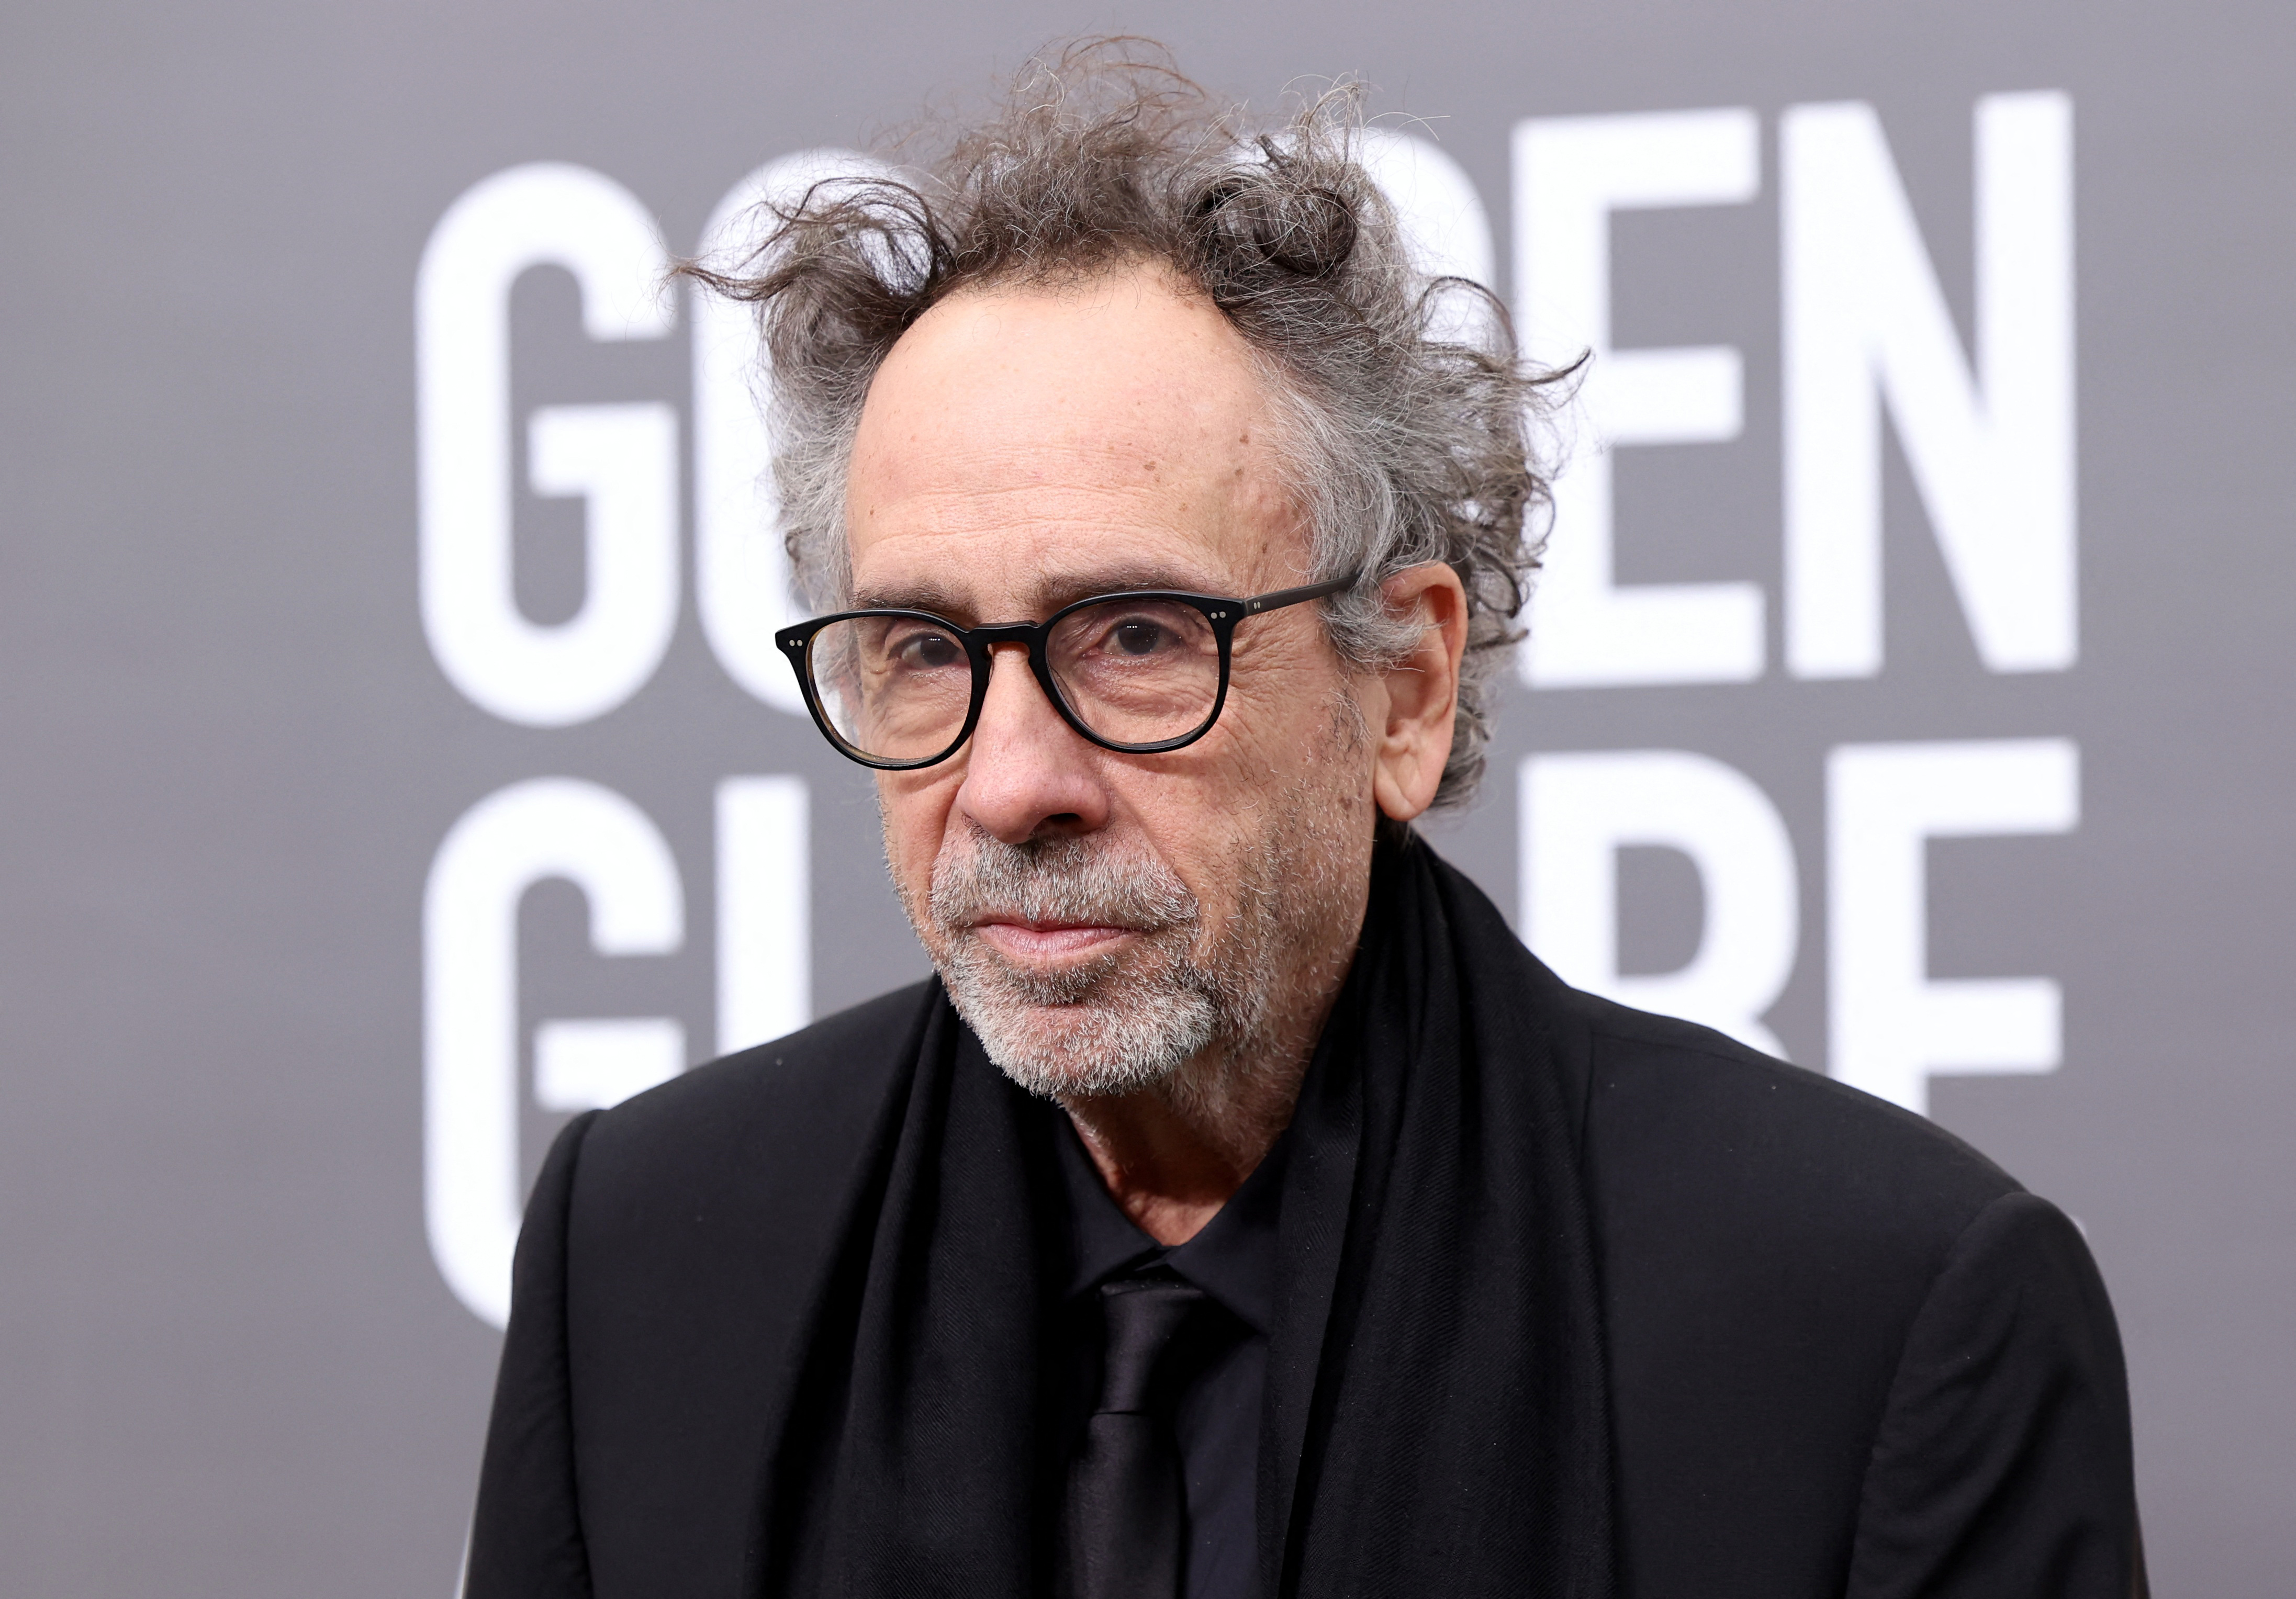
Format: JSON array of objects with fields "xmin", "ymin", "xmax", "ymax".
[{"xmin": 466, "ymin": 49, "xmax": 2142, "ymax": 1599}]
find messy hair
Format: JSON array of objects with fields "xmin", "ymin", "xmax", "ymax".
[{"xmin": 683, "ymin": 39, "xmax": 1570, "ymax": 807}]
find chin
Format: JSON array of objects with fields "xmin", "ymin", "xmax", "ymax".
[{"xmin": 950, "ymin": 986, "xmax": 1217, "ymax": 1101}]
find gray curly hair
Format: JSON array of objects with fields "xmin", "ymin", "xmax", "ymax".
[{"xmin": 685, "ymin": 41, "xmax": 1570, "ymax": 807}]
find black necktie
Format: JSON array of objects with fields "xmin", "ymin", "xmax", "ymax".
[{"xmin": 1063, "ymin": 1275, "xmax": 1208, "ymax": 1599}]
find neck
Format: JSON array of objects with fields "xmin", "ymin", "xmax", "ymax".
[
  {"xmin": 1059, "ymin": 1056, "xmax": 1302, "ymax": 1246},
  {"xmin": 1060, "ymin": 932, "xmax": 1357, "ymax": 1245}
]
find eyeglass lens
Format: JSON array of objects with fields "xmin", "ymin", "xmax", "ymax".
[{"xmin": 807, "ymin": 598, "xmax": 1223, "ymax": 762}]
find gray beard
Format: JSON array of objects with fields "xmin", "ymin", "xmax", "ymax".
[
  {"xmin": 920, "ymin": 830, "xmax": 1268, "ymax": 1099},
  {"xmin": 893, "ymin": 691, "xmax": 1370, "ymax": 1106}
]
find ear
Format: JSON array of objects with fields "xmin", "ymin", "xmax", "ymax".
[{"xmin": 1368, "ymin": 562, "xmax": 1469, "ymax": 824}]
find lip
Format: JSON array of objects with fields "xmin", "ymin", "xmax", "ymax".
[{"xmin": 968, "ymin": 920, "xmax": 1140, "ymax": 960}]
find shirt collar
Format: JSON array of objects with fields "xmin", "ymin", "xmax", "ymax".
[{"xmin": 1054, "ymin": 1117, "xmax": 1286, "ymax": 1333}]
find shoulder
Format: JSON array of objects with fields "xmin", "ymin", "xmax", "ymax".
[
  {"xmin": 541, "ymin": 980, "xmax": 940, "ymax": 1420},
  {"xmin": 1561, "ymin": 985, "xmax": 2044, "ymax": 1479},
  {"xmin": 507, "ymin": 982, "xmax": 946, "ymax": 1579},
  {"xmin": 1546, "ymin": 993, "xmax": 2136, "ymax": 1587},
  {"xmin": 1562, "ymin": 985, "xmax": 2018, "ymax": 1253},
  {"xmin": 1420, "ymin": 838, "xmax": 2017, "ymax": 1254},
  {"xmin": 566, "ymin": 978, "xmax": 939, "ymax": 1223},
  {"xmin": 1556, "ymin": 989, "xmax": 2046, "ymax": 1574}
]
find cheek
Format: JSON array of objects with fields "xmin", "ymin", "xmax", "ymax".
[
  {"xmin": 1119, "ymin": 647, "xmax": 1365, "ymax": 865},
  {"xmin": 876, "ymin": 771, "xmax": 964, "ymax": 900},
  {"xmin": 1217, "ymin": 633, "xmax": 1362, "ymax": 773}
]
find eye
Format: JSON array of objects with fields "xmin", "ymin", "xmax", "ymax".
[
  {"xmin": 891, "ymin": 629, "xmax": 964, "ymax": 670},
  {"xmin": 1109, "ymin": 618, "xmax": 1167, "ymax": 657}
]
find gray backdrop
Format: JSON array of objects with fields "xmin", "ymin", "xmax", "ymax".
[{"xmin": 3, "ymin": 0, "xmax": 2290, "ymax": 1592}]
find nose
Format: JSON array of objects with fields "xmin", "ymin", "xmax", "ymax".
[{"xmin": 951, "ymin": 645, "xmax": 1113, "ymax": 844}]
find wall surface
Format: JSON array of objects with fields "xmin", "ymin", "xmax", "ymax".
[{"xmin": 1, "ymin": 0, "xmax": 2289, "ymax": 1592}]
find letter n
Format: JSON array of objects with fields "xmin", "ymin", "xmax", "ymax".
[{"xmin": 1782, "ymin": 95, "xmax": 2075, "ymax": 678}]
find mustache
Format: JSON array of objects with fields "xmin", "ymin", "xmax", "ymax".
[{"xmin": 928, "ymin": 831, "xmax": 1199, "ymax": 936}]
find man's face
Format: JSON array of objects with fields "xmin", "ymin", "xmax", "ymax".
[{"xmin": 844, "ymin": 263, "xmax": 1381, "ymax": 1098}]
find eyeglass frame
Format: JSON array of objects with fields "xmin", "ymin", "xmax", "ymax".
[{"xmin": 773, "ymin": 570, "xmax": 1362, "ymax": 771}]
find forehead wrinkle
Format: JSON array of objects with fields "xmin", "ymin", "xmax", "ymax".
[
  {"xmin": 856, "ymin": 481, "xmax": 1216, "ymax": 550},
  {"xmin": 845, "ymin": 263, "xmax": 1316, "ymax": 625},
  {"xmin": 852, "ymin": 558, "xmax": 1244, "ymax": 623},
  {"xmin": 848, "ymin": 272, "xmax": 1273, "ymax": 513}
]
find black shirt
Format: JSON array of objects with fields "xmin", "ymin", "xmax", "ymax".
[{"xmin": 1051, "ymin": 1121, "xmax": 1285, "ymax": 1599}]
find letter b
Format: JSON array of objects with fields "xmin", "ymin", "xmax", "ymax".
[{"xmin": 1519, "ymin": 750, "xmax": 1799, "ymax": 1057}]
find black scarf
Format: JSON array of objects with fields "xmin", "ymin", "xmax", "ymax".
[{"xmin": 753, "ymin": 837, "xmax": 1615, "ymax": 1599}]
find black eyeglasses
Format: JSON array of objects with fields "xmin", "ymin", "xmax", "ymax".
[{"xmin": 775, "ymin": 572, "xmax": 1359, "ymax": 770}]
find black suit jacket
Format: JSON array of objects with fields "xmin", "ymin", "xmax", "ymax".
[{"xmin": 468, "ymin": 979, "xmax": 2138, "ymax": 1599}]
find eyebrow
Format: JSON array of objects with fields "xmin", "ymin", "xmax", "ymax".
[{"xmin": 850, "ymin": 564, "xmax": 1228, "ymax": 621}]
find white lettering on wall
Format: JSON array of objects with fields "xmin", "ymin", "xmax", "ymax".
[
  {"xmin": 715, "ymin": 775, "xmax": 811, "ymax": 1054},
  {"xmin": 1783, "ymin": 94, "xmax": 2076, "ymax": 679},
  {"xmin": 417, "ymin": 163, "xmax": 679, "ymax": 727},
  {"xmin": 1827, "ymin": 738, "xmax": 2079, "ymax": 1115},
  {"xmin": 423, "ymin": 777, "xmax": 686, "ymax": 1328},
  {"xmin": 533, "ymin": 1016, "xmax": 686, "ymax": 1114},
  {"xmin": 1519, "ymin": 750, "xmax": 1798, "ymax": 1057},
  {"xmin": 692, "ymin": 151, "xmax": 886, "ymax": 712},
  {"xmin": 523, "ymin": 398, "xmax": 680, "ymax": 704},
  {"xmin": 1514, "ymin": 109, "xmax": 1765, "ymax": 688}
]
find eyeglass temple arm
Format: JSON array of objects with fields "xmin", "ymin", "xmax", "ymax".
[{"xmin": 1242, "ymin": 570, "xmax": 1361, "ymax": 615}]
